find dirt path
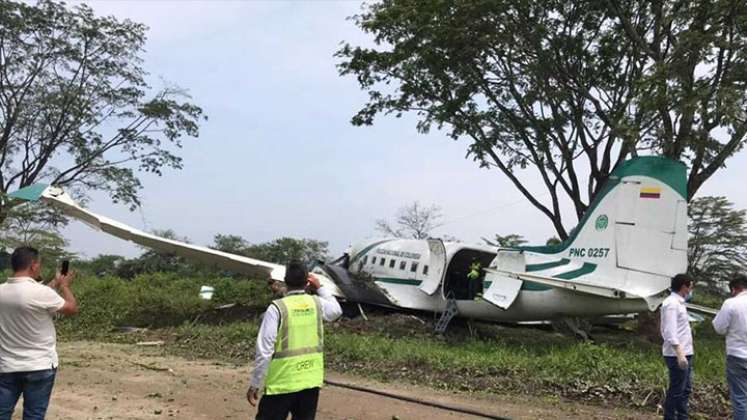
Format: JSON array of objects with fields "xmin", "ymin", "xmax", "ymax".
[{"xmin": 14, "ymin": 342, "xmax": 656, "ymax": 419}]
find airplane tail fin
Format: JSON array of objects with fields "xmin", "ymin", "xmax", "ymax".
[{"xmin": 521, "ymin": 156, "xmax": 688, "ymax": 295}]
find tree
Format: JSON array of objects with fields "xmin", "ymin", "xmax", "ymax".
[
  {"xmin": 76, "ymin": 254, "xmax": 126, "ymax": 277},
  {"xmin": 0, "ymin": 201, "xmax": 72, "ymax": 261},
  {"xmin": 212, "ymin": 234, "xmax": 330, "ymax": 265},
  {"xmin": 115, "ymin": 229, "xmax": 195, "ymax": 278},
  {"xmin": 482, "ymin": 233, "xmax": 527, "ymax": 248},
  {"xmin": 338, "ymin": 1, "xmax": 747, "ymax": 239},
  {"xmin": 0, "ymin": 0, "xmax": 205, "ymax": 226},
  {"xmin": 688, "ymin": 196, "xmax": 747, "ymax": 293},
  {"xmin": 376, "ymin": 201, "xmax": 443, "ymax": 239},
  {"xmin": 545, "ymin": 237, "xmax": 562, "ymax": 246},
  {"xmin": 211, "ymin": 234, "xmax": 251, "ymax": 256}
]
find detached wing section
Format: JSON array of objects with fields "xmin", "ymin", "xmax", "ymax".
[{"xmin": 8, "ymin": 184, "xmax": 339, "ymax": 294}]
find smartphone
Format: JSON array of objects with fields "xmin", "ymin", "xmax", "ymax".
[{"xmin": 60, "ymin": 260, "xmax": 70, "ymax": 276}]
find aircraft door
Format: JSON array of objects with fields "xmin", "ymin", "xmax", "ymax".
[
  {"xmin": 481, "ymin": 250, "xmax": 524, "ymax": 310},
  {"xmin": 418, "ymin": 239, "xmax": 447, "ymax": 295}
]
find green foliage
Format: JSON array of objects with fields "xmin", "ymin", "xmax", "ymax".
[
  {"xmin": 74, "ymin": 232, "xmax": 331, "ymax": 280},
  {"xmin": 688, "ymin": 196, "xmax": 747, "ymax": 294},
  {"xmin": 56, "ymin": 273, "xmax": 272, "ymax": 338},
  {"xmin": 74, "ymin": 254, "xmax": 127, "ymax": 277},
  {"xmin": 211, "ymin": 234, "xmax": 330, "ymax": 264},
  {"xmin": 545, "ymin": 237, "xmax": 562, "ymax": 246},
  {"xmin": 0, "ymin": 202, "xmax": 73, "ymax": 261},
  {"xmin": 338, "ymin": 0, "xmax": 747, "ymax": 238},
  {"xmin": 482, "ymin": 233, "xmax": 527, "ymax": 248},
  {"xmin": 0, "ymin": 0, "xmax": 205, "ymax": 225}
]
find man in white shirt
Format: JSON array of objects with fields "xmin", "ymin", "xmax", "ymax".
[
  {"xmin": 247, "ymin": 261, "xmax": 342, "ymax": 420},
  {"xmin": 713, "ymin": 274, "xmax": 747, "ymax": 420},
  {"xmin": 0, "ymin": 247, "xmax": 78, "ymax": 420},
  {"xmin": 660, "ymin": 273, "xmax": 695, "ymax": 420}
]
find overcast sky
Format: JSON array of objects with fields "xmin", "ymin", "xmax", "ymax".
[{"xmin": 61, "ymin": 1, "xmax": 747, "ymax": 259}]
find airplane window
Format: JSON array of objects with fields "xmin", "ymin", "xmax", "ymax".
[
  {"xmin": 363, "ymin": 256, "xmax": 368, "ymax": 265},
  {"xmin": 411, "ymin": 262, "xmax": 418, "ymax": 273},
  {"xmin": 372, "ymin": 257, "xmax": 377, "ymax": 265},
  {"xmin": 380, "ymin": 258, "xmax": 386, "ymax": 266},
  {"xmin": 389, "ymin": 259, "xmax": 396, "ymax": 268},
  {"xmin": 399, "ymin": 261, "xmax": 406, "ymax": 270},
  {"xmin": 423, "ymin": 265, "xmax": 429, "ymax": 275}
]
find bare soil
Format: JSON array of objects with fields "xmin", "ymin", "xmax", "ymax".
[{"xmin": 12, "ymin": 341, "xmax": 656, "ymax": 419}]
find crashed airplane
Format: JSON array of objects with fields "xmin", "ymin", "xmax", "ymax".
[{"xmin": 9, "ymin": 156, "xmax": 712, "ymax": 330}]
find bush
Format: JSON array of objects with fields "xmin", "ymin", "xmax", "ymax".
[{"xmin": 57, "ymin": 273, "xmax": 272, "ymax": 338}]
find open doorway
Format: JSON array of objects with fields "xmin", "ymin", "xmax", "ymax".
[{"xmin": 443, "ymin": 248, "xmax": 496, "ymax": 300}]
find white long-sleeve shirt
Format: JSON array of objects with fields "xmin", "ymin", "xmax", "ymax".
[
  {"xmin": 249, "ymin": 287, "xmax": 342, "ymax": 389},
  {"xmin": 712, "ymin": 291, "xmax": 747, "ymax": 359},
  {"xmin": 660, "ymin": 292, "xmax": 693, "ymax": 357}
]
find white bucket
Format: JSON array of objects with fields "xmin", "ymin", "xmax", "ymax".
[{"xmin": 199, "ymin": 285, "xmax": 214, "ymax": 300}]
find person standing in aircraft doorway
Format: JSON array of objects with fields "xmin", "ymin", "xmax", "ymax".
[{"xmin": 467, "ymin": 259, "xmax": 482, "ymax": 300}]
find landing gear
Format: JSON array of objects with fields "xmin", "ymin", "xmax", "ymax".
[{"xmin": 553, "ymin": 317, "xmax": 593, "ymax": 341}]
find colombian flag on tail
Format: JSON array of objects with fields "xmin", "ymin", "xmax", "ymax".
[{"xmin": 640, "ymin": 187, "xmax": 661, "ymax": 199}]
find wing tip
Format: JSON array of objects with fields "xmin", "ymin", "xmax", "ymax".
[{"xmin": 7, "ymin": 183, "xmax": 50, "ymax": 202}]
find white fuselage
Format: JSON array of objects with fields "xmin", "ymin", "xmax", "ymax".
[{"xmin": 343, "ymin": 238, "xmax": 649, "ymax": 322}]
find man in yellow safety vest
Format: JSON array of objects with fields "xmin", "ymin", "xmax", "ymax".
[
  {"xmin": 247, "ymin": 260, "xmax": 342, "ymax": 419},
  {"xmin": 467, "ymin": 259, "xmax": 482, "ymax": 299}
]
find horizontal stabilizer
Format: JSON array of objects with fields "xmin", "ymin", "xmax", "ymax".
[{"xmin": 485, "ymin": 267, "xmax": 664, "ymax": 311}]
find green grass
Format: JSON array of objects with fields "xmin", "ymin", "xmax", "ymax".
[{"xmin": 46, "ymin": 274, "xmax": 730, "ymax": 417}]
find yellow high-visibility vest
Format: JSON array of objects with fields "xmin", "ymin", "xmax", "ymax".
[
  {"xmin": 264, "ymin": 294, "xmax": 324, "ymax": 395},
  {"xmin": 467, "ymin": 262, "xmax": 481, "ymax": 280}
]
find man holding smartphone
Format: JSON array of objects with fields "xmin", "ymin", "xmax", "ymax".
[
  {"xmin": 0, "ymin": 247, "xmax": 79, "ymax": 420},
  {"xmin": 247, "ymin": 260, "xmax": 342, "ymax": 420}
]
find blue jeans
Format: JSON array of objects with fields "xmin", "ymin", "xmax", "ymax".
[
  {"xmin": 664, "ymin": 356, "xmax": 692, "ymax": 420},
  {"xmin": 0, "ymin": 368, "xmax": 56, "ymax": 420},
  {"xmin": 728, "ymin": 356, "xmax": 747, "ymax": 420}
]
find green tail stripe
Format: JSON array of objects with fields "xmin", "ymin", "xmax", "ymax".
[
  {"xmin": 519, "ymin": 156, "xmax": 686, "ymax": 255},
  {"xmin": 525, "ymin": 258, "xmax": 571, "ymax": 272},
  {"xmin": 554, "ymin": 263, "xmax": 597, "ymax": 280}
]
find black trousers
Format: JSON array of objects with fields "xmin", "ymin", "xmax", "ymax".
[{"xmin": 256, "ymin": 387, "xmax": 320, "ymax": 420}]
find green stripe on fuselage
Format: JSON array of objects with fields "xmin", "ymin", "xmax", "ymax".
[
  {"xmin": 525, "ymin": 258, "xmax": 571, "ymax": 272},
  {"xmin": 349, "ymin": 239, "xmax": 395, "ymax": 265},
  {"xmin": 483, "ymin": 280, "xmax": 551, "ymax": 291},
  {"xmin": 376, "ymin": 261, "xmax": 596, "ymax": 292},
  {"xmin": 554, "ymin": 262, "xmax": 597, "ymax": 279}
]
